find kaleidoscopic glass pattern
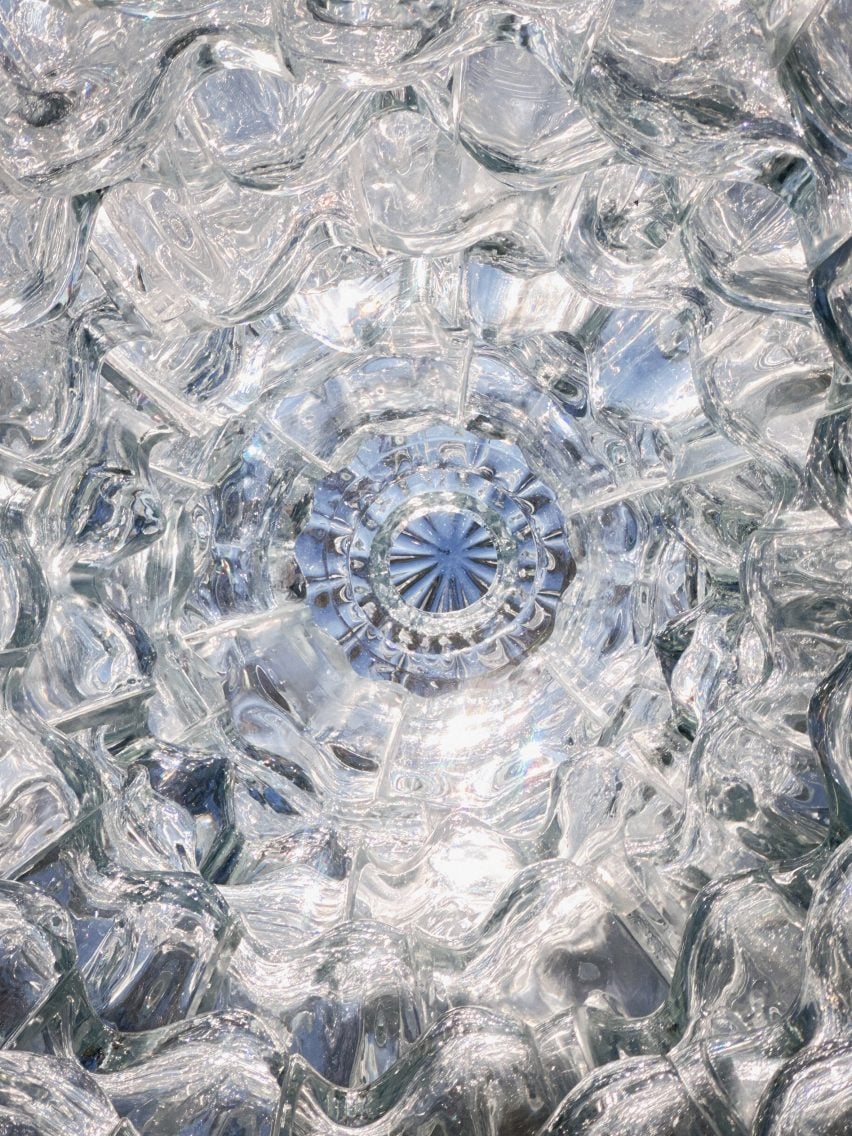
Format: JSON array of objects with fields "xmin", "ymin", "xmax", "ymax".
[
  {"xmin": 387, "ymin": 508, "xmax": 499, "ymax": 613},
  {"xmin": 295, "ymin": 426, "xmax": 573, "ymax": 692},
  {"xmin": 0, "ymin": 0, "xmax": 851, "ymax": 1134}
]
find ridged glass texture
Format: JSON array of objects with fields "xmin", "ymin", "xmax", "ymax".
[{"xmin": 0, "ymin": 0, "xmax": 850, "ymax": 1134}]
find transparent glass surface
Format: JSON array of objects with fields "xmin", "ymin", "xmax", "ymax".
[{"xmin": 0, "ymin": 0, "xmax": 850, "ymax": 1133}]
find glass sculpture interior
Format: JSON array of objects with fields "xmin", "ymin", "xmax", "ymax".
[{"xmin": 0, "ymin": 0, "xmax": 850, "ymax": 1133}]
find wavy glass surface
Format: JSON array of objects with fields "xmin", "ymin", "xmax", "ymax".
[{"xmin": 0, "ymin": 0, "xmax": 851, "ymax": 1133}]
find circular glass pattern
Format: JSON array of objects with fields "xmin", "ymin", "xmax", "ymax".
[
  {"xmin": 295, "ymin": 425, "xmax": 574, "ymax": 694},
  {"xmin": 386, "ymin": 507, "xmax": 499, "ymax": 614}
]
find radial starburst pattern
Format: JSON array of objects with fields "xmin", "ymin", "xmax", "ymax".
[
  {"xmin": 387, "ymin": 509, "xmax": 499, "ymax": 613},
  {"xmin": 295, "ymin": 425, "xmax": 574, "ymax": 693}
]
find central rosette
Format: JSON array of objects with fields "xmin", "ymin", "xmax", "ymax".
[
  {"xmin": 386, "ymin": 506, "xmax": 499, "ymax": 614},
  {"xmin": 295, "ymin": 425, "xmax": 573, "ymax": 694}
]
